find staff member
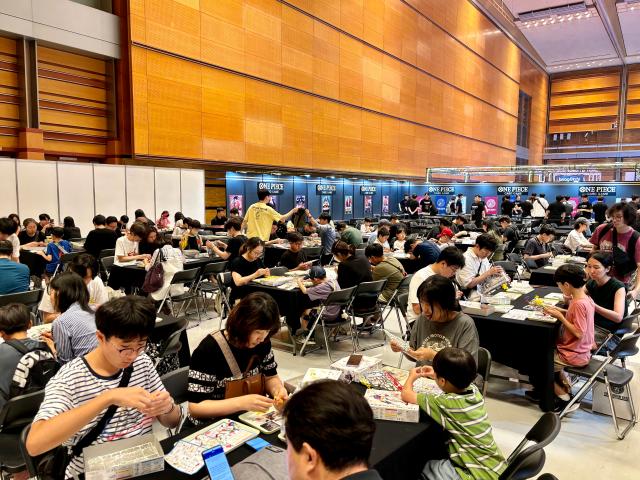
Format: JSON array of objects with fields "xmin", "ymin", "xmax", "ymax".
[{"xmin": 242, "ymin": 189, "xmax": 297, "ymax": 242}]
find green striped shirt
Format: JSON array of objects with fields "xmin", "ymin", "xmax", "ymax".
[{"xmin": 417, "ymin": 384, "xmax": 506, "ymax": 480}]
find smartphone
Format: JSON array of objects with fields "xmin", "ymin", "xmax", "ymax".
[
  {"xmin": 202, "ymin": 445, "xmax": 234, "ymax": 480},
  {"xmin": 346, "ymin": 354, "xmax": 363, "ymax": 366}
]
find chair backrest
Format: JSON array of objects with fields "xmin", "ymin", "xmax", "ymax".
[
  {"xmin": 100, "ymin": 256, "xmax": 115, "ymax": 273},
  {"xmin": 201, "ymin": 261, "xmax": 228, "ymax": 277},
  {"xmin": 158, "ymin": 327, "xmax": 186, "ymax": 360},
  {"xmin": 217, "ymin": 272, "xmax": 234, "ymax": 288},
  {"xmin": 302, "ymin": 246, "xmax": 322, "ymax": 259},
  {"xmin": 160, "ymin": 366, "xmax": 190, "ymax": 405},
  {"xmin": 477, "ymin": 347, "xmax": 492, "ymax": 396},
  {"xmin": 19, "ymin": 424, "xmax": 40, "ymax": 478},
  {"xmin": 396, "ymin": 292, "xmax": 408, "ymax": 317},
  {"xmin": 396, "ymin": 273, "xmax": 413, "ymax": 292},
  {"xmin": 355, "ymin": 248, "xmax": 365, "ymax": 257},
  {"xmin": 500, "ymin": 449, "xmax": 546, "ymax": 480},
  {"xmin": 269, "ymin": 266, "xmax": 288, "ymax": 277},
  {"xmin": 98, "ymin": 248, "xmax": 116, "ymax": 259},
  {"xmin": 0, "ymin": 390, "xmax": 45, "ymax": 433},
  {"xmin": 170, "ymin": 267, "xmax": 200, "ymax": 285},
  {"xmin": 610, "ymin": 331, "xmax": 640, "ymax": 360},
  {"xmin": 0, "ymin": 289, "xmax": 44, "ymax": 310},
  {"xmin": 59, "ymin": 251, "xmax": 81, "ymax": 266},
  {"xmin": 352, "ymin": 280, "xmax": 387, "ymax": 302},
  {"xmin": 324, "ymin": 286, "xmax": 357, "ymax": 307},
  {"xmin": 613, "ymin": 313, "xmax": 638, "ymax": 337},
  {"xmin": 506, "ymin": 253, "xmax": 523, "ymax": 264}
]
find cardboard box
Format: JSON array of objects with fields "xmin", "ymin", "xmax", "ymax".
[
  {"xmin": 301, "ymin": 368, "xmax": 343, "ymax": 387},
  {"xmin": 592, "ymin": 383, "xmax": 634, "ymax": 421},
  {"xmin": 364, "ymin": 389, "xmax": 419, "ymax": 423},
  {"xmin": 460, "ymin": 301, "xmax": 495, "ymax": 316},
  {"xmin": 84, "ymin": 434, "xmax": 164, "ymax": 480},
  {"xmin": 330, "ymin": 355, "xmax": 382, "ymax": 382}
]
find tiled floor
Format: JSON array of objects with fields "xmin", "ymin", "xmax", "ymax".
[{"xmin": 182, "ymin": 307, "xmax": 640, "ymax": 479}]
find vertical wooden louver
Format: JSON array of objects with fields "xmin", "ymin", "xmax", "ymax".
[{"xmin": 0, "ymin": 36, "xmax": 20, "ymax": 152}]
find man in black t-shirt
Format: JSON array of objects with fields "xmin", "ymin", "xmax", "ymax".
[
  {"xmin": 420, "ymin": 193, "xmax": 433, "ymax": 215},
  {"xmin": 498, "ymin": 216, "xmax": 519, "ymax": 252},
  {"xmin": 206, "ymin": 218, "xmax": 246, "ymax": 261},
  {"xmin": 399, "ymin": 194, "xmax": 410, "ymax": 213},
  {"xmin": 500, "ymin": 196, "xmax": 514, "ymax": 216},
  {"xmin": 574, "ymin": 194, "xmax": 592, "ymax": 219},
  {"xmin": 83, "ymin": 214, "xmax": 119, "ymax": 258},
  {"xmin": 279, "ymin": 232, "xmax": 311, "ymax": 271},
  {"xmin": 521, "ymin": 197, "xmax": 534, "ymax": 218},
  {"xmin": 210, "ymin": 208, "xmax": 227, "ymax": 226},
  {"xmin": 592, "ymin": 197, "xmax": 608, "ymax": 224},
  {"xmin": 470, "ymin": 195, "xmax": 485, "ymax": 227},
  {"xmin": 455, "ymin": 193, "xmax": 464, "ymax": 214},
  {"xmin": 407, "ymin": 194, "xmax": 420, "ymax": 219},
  {"xmin": 523, "ymin": 225, "xmax": 555, "ymax": 268},
  {"xmin": 546, "ymin": 196, "xmax": 566, "ymax": 224}
]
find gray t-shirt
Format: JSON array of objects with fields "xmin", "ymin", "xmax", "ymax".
[
  {"xmin": 409, "ymin": 312, "xmax": 479, "ymax": 367},
  {"xmin": 0, "ymin": 338, "xmax": 41, "ymax": 409}
]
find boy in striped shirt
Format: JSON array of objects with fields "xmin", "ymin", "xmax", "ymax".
[{"xmin": 402, "ymin": 347, "xmax": 506, "ymax": 480}]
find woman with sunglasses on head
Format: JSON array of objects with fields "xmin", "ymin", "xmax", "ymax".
[{"xmin": 228, "ymin": 237, "xmax": 270, "ymax": 303}]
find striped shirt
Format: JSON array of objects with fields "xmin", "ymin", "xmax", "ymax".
[
  {"xmin": 33, "ymin": 354, "xmax": 165, "ymax": 479},
  {"xmin": 417, "ymin": 384, "xmax": 506, "ymax": 480},
  {"xmin": 52, "ymin": 303, "xmax": 98, "ymax": 365}
]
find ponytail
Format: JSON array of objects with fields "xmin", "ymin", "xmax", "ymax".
[{"xmin": 241, "ymin": 236, "xmax": 264, "ymax": 255}]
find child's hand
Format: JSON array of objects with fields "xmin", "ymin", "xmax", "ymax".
[
  {"xmin": 542, "ymin": 305, "xmax": 561, "ymax": 319},
  {"xmin": 389, "ymin": 340, "xmax": 403, "ymax": 353},
  {"xmin": 415, "ymin": 366, "xmax": 435, "ymax": 379}
]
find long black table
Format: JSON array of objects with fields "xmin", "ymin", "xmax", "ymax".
[{"xmin": 468, "ymin": 286, "xmax": 562, "ymax": 412}]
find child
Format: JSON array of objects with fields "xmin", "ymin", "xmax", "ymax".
[
  {"xmin": 360, "ymin": 217, "xmax": 373, "ymax": 234},
  {"xmin": 280, "ymin": 232, "xmax": 312, "ymax": 271},
  {"xmin": 114, "ymin": 222, "xmax": 149, "ymax": 265},
  {"xmin": 26, "ymin": 296, "xmax": 181, "ymax": 479},
  {"xmin": 393, "ymin": 226, "xmax": 407, "ymax": 251},
  {"xmin": 294, "ymin": 266, "xmax": 340, "ymax": 343},
  {"xmin": 402, "ymin": 347, "xmax": 506, "ymax": 480},
  {"xmin": 37, "ymin": 226, "xmax": 71, "ymax": 277},
  {"xmin": 542, "ymin": 263, "xmax": 595, "ymax": 412},
  {"xmin": 374, "ymin": 226, "xmax": 391, "ymax": 252},
  {"xmin": 180, "ymin": 219, "xmax": 203, "ymax": 251}
]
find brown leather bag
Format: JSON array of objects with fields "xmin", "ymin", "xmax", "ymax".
[{"xmin": 212, "ymin": 331, "xmax": 266, "ymax": 398}]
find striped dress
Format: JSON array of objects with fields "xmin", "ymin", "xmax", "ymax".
[{"xmin": 417, "ymin": 384, "xmax": 506, "ymax": 480}]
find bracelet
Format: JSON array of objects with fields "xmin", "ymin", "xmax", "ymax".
[{"xmin": 162, "ymin": 402, "xmax": 176, "ymax": 416}]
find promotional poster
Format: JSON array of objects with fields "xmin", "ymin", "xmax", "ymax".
[
  {"xmin": 344, "ymin": 195, "xmax": 353, "ymax": 214},
  {"xmin": 364, "ymin": 195, "xmax": 373, "ymax": 214},
  {"xmin": 484, "ymin": 196, "xmax": 498, "ymax": 216},
  {"xmin": 382, "ymin": 195, "xmax": 389, "ymax": 214},
  {"xmin": 296, "ymin": 195, "xmax": 306, "ymax": 208},
  {"xmin": 229, "ymin": 195, "xmax": 244, "ymax": 216},
  {"xmin": 321, "ymin": 195, "xmax": 331, "ymax": 212}
]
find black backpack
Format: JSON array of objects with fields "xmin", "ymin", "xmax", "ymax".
[
  {"xmin": 2, "ymin": 340, "xmax": 59, "ymax": 399},
  {"xmin": 599, "ymin": 223, "xmax": 640, "ymax": 277}
]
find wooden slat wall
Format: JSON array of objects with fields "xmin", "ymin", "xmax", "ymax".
[
  {"xmin": 519, "ymin": 54, "xmax": 548, "ymax": 165},
  {"xmin": 128, "ymin": 0, "xmax": 537, "ymax": 176},
  {"xmin": 549, "ymin": 69, "xmax": 621, "ymax": 134},
  {"xmin": 37, "ymin": 45, "xmax": 110, "ymax": 157},
  {"xmin": 0, "ymin": 36, "xmax": 20, "ymax": 151},
  {"xmin": 626, "ymin": 67, "xmax": 640, "ymax": 130}
]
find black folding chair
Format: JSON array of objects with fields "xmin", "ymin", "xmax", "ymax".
[
  {"xmin": 592, "ymin": 313, "xmax": 637, "ymax": 358},
  {"xmin": 195, "ymin": 261, "xmax": 228, "ymax": 315},
  {"xmin": 52, "ymin": 251, "xmax": 81, "ymax": 277},
  {"xmin": 477, "ymin": 347, "xmax": 492, "ymax": 396},
  {"xmin": 0, "ymin": 289, "xmax": 44, "ymax": 324},
  {"xmin": 269, "ymin": 266, "xmax": 288, "ymax": 277},
  {"xmin": 493, "ymin": 261, "xmax": 519, "ymax": 281},
  {"xmin": 216, "ymin": 272, "xmax": 234, "ymax": 329},
  {"xmin": 302, "ymin": 246, "xmax": 321, "ymax": 261},
  {"xmin": 100, "ymin": 256, "xmax": 115, "ymax": 283},
  {"xmin": 381, "ymin": 274, "xmax": 413, "ymax": 337},
  {"xmin": 98, "ymin": 248, "xmax": 116, "ymax": 260},
  {"xmin": 348, "ymin": 280, "xmax": 388, "ymax": 351},
  {"xmin": 157, "ymin": 268, "xmax": 202, "ymax": 324},
  {"xmin": 160, "ymin": 366, "xmax": 189, "ymax": 435}
]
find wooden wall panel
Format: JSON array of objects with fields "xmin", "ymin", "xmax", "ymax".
[
  {"xmin": 626, "ymin": 67, "xmax": 640, "ymax": 131},
  {"xmin": 0, "ymin": 36, "xmax": 20, "ymax": 151},
  {"xmin": 519, "ymin": 54, "xmax": 548, "ymax": 165},
  {"xmin": 37, "ymin": 45, "xmax": 110, "ymax": 158}
]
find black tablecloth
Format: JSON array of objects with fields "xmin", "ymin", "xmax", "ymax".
[
  {"xmin": 528, "ymin": 267, "xmax": 558, "ymax": 287},
  {"xmin": 244, "ymin": 283, "xmax": 306, "ymax": 331},
  {"xmin": 20, "ymin": 250, "xmax": 46, "ymax": 277},
  {"xmin": 468, "ymin": 286, "xmax": 562, "ymax": 411}
]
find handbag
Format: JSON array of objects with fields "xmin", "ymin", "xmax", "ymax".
[
  {"xmin": 36, "ymin": 366, "xmax": 133, "ymax": 479},
  {"xmin": 211, "ymin": 331, "xmax": 266, "ymax": 398},
  {"xmin": 611, "ymin": 228, "xmax": 640, "ymax": 277},
  {"xmin": 143, "ymin": 248, "xmax": 165, "ymax": 293}
]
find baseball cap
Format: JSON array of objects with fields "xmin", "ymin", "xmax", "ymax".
[
  {"xmin": 438, "ymin": 228, "xmax": 454, "ymax": 238},
  {"xmin": 304, "ymin": 265, "xmax": 326, "ymax": 280}
]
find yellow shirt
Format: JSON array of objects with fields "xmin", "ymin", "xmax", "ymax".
[{"xmin": 245, "ymin": 202, "xmax": 281, "ymax": 241}]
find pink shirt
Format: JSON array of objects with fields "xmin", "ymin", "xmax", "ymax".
[
  {"xmin": 589, "ymin": 224, "xmax": 640, "ymax": 282},
  {"xmin": 557, "ymin": 297, "xmax": 595, "ymax": 366}
]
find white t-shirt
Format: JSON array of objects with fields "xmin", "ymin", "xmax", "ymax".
[
  {"xmin": 114, "ymin": 236, "xmax": 139, "ymax": 265},
  {"xmin": 38, "ymin": 277, "xmax": 108, "ymax": 313},
  {"xmin": 9, "ymin": 233, "xmax": 20, "ymax": 259},
  {"xmin": 406, "ymin": 265, "xmax": 436, "ymax": 324},
  {"xmin": 564, "ymin": 229, "xmax": 591, "ymax": 253}
]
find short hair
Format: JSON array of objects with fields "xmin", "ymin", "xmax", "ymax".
[
  {"xmin": 216, "ymin": 207, "xmax": 225, "ymax": 213},
  {"xmin": 240, "ymin": 236, "xmax": 264, "ymax": 255},
  {"xmin": 412, "ymin": 241, "xmax": 441, "ymax": 266},
  {"xmin": 607, "ymin": 202, "xmax": 636, "ymax": 225},
  {"xmin": 105, "ymin": 216, "xmax": 118, "ymax": 225},
  {"xmin": 0, "ymin": 303, "xmax": 31, "ymax": 334},
  {"xmin": 120, "ymin": 214, "xmax": 129, "ymax": 223},
  {"xmin": 498, "ymin": 216, "xmax": 511, "ymax": 224},
  {"xmin": 257, "ymin": 189, "xmax": 271, "ymax": 200},
  {"xmin": 319, "ymin": 213, "xmax": 332, "ymax": 222},
  {"xmin": 404, "ymin": 236, "xmax": 419, "ymax": 254},
  {"xmin": 390, "ymin": 215, "xmax": 398, "ymax": 220},
  {"xmin": 417, "ymin": 274, "xmax": 460, "ymax": 312},
  {"xmin": 174, "ymin": 212, "xmax": 184, "ymax": 222},
  {"xmin": 224, "ymin": 218, "xmax": 242, "ymax": 232},
  {"xmin": 332, "ymin": 240, "xmax": 355, "ymax": 257},
  {"xmin": 633, "ymin": 195, "xmax": 639, "ymax": 201},
  {"xmin": 284, "ymin": 380, "xmax": 375, "ymax": 472},
  {"xmin": 574, "ymin": 218, "xmax": 589, "ymax": 230},
  {"xmin": 69, "ymin": 253, "xmax": 99, "ymax": 279},
  {"xmin": 190, "ymin": 219, "xmax": 202, "ymax": 230},
  {"xmin": 39, "ymin": 213, "xmax": 51, "ymax": 221},
  {"xmin": 539, "ymin": 193, "xmax": 546, "ymax": 198},
  {"xmin": 225, "ymin": 292, "xmax": 280, "ymax": 347},
  {"xmin": 438, "ymin": 218, "xmax": 451, "ymax": 227},
  {"xmin": 539, "ymin": 225, "xmax": 556, "ymax": 236},
  {"xmin": 363, "ymin": 217, "xmax": 372, "ymax": 223},
  {"xmin": 336, "ymin": 222, "xmax": 347, "ymax": 231},
  {"xmin": 0, "ymin": 240, "xmax": 12, "ymax": 256},
  {"xmin": 589, "ymin": 251, "xmax": 613, "ymax": 269},
  {"xmin": 95, "ymin": 296, "xmax": 156, "ymax": 340},
  {"xmin": 437, "ymin": 246, "xmax": 466, "ymax": 268},
  {"xmin": 377, "ymin": 226, "xmax": 389, "ymax": 238},
  {"xmin": 455, "ymin": 215, "xmax": 467, "ymax": 223},
  {"xmin": 432, "ymin": 347, "xmax": 477, "ymax": 390},
  {"xmin": 230, "ymin": 208, "xmax": 239, "ymax": 215},
  {"xmin": 597, "ymin": 196, "xmax": 604, "ymax": 201},
  {"xmin": 554, "ymin": 263, "xmax": 586, "ymax": 288},
  {"xmin": 556, "ymin": 195, "xmax": 564, "ymax": 202},
  {"xmin": 93, "ymin": 214, "xmax": 106, "ymax": 226},
  {"xmin": 475, "ymin": 233, "xmax": 497, "ymax": 251},
  {"xmin": 63, "ymin": 216, "xmax": 75, "ymax": 228},
  {"xmin": 0, "ymin": 218, "xmax": 16, "ymax": 235},
  {"xmin": 50, "ymin": 226, "xmax": 64, "ymax": 238},
  {"xmin": 581, "ymin": 194, "xmax": 588, "ymax": 198},
  {"xmin": 365, "ymin": 243, "xmax": 384, "ymax": 258},
  {"xmin": 412, "ymin": 194, "xmax": 418, "ymax": 199},
  {"xmin": 395, "ymin": 225, "xmax": 406, "ymax": 234},
  {"xmin": 23, "ymin": 218, "xmax": 37, "ymax": 228},
  {"xmin": 49, "ymin": 272, "xmax": 91, "ymax": 313},
  {"xmin": 129, "ymin": 222, "xmax": 147, "ymax": 238},
  {"xmin": 287, "ymin": 231, "xmax": 303, "ymax": 244},
  {"xmin": 134, "ymin": 209, "xmax": 145, "ymax": 218}
]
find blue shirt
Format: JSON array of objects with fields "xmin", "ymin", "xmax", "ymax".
[
  {"xmin": 45, "ymin": 240, "xmax": 72, "ymax": 274},
  {"xmin": 316, "ymin": 223, "xmax": 337, "ymax": 255},
  {"xmin": 0, "ymin": 258, "xmax": 30, "ymax": 294}
]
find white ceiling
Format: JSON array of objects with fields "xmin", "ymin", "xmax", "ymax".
[{"xmin": 500, "ymin": 0, "xmax": 640, "ymax": 72}]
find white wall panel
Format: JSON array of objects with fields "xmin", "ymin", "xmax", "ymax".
[
  {"xmin": 154, "ymin": 168, "xmax": 181, "ymax": 223},
  {"xmin": 126, "ymin": 166, "xmax": 155, "ymax": 223},
  {"xmin": 17, "ymin": 160, "xmax": 58, "ymax": 224},
  {"xmin": 58, "ymin": 162, "xmax": 94, "ymax": 236},
  {"xmin": 0, "ymin": 158, "xmax": 17, "ymax": 216},
  {"xmin": 180, "ymin": 169, "xmax": 205, "ymax": 223},
  {"xmin": 93, "ymin": 164, "xmax": 126, "ymax": 219}
]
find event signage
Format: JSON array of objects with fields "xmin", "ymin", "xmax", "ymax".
[
  {"xmin": 316, "ymin": 184, "xmax": 337, "ymax": 195},
  {"xmin": 360, "ymin": 185, "xmax": 377, "ymax": 195},
  {"xmin": 497, "ymin": 186, "xmax": 529, "ymax": 194},
  {"xmin": 578, "ymin": 185, "xmax": 617, "ymax": 195},
  {"xmin": 428, "ymin": 186, "xmax": 454, "ymax": 194},
  {"xmin": 257, "ymin": 182, "xmax": 284, "ymax": 195}
]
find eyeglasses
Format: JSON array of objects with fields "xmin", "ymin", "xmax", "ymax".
[{"xmin": 110, "ymin": 341, "xmax": 147, "ymax": 357}]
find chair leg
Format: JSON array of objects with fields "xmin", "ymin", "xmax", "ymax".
[
  {"xmin": 321, "ymin": 321, "xmax": 333, "ymax": 362},
  {"xmin": 605, "ymin": 377, "xmax": 637, "ymax": 440},
  {"xmin": 299, "ymin": 311, "xmax": 322, "ymax": 357}
]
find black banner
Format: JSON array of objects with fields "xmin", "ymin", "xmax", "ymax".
[
  {"xmin": 360, "ymin": 185, "xmax": 377, "ymax": 195},
  {"xmin": 497, "ymin": 186, "xmax": 529, "ymax": 194},
  {"xmin": 578, "ymin": 186, "xmax": 616, "ymax": 195},
  {"xmin": 257, "ymin": 182, "xmax": 284, "ymax": 195},
  {"xmin": 316, "ymin": 184, "xmax": 337, "ymax": 195}
]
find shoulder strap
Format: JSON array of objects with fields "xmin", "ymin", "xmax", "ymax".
[
  {"xmin": 71, "ymin": 365, "xmax": 133, "ymax": 456},
  {"xmin": 628, "ymin": 230, "xmax": 640, "ymax": 261},
  {"xmin": 4, "ymin": 339, "xmax": 30, "ymax": 355},
  {"xmin": 212, "ymin": 331, "xmax": 242, "ymax": 378}
]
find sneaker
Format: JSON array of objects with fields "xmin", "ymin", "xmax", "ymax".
[
  {"xmin": 524, "ymin": 389, "xmax": 540, "ymax": 403},
  {"xmin": 554, "ymin": 397, "xmax": 580, "ymax": 414},
  {"xmin": 295, "ymin": 332, "xmax": 316, "ymax": 345}
]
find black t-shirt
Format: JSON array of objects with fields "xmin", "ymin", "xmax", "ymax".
[
  {"xmin": 399, "ymin": 199, "xmax": 408, "ymax": 212},
  {"xmin": 211, "ymin": 215, "xmax": 227, "ymax": 226},
  {"xmin": 337, "ymin": 255, "xmax": 373, "ymax": 289},
  {"xmin": 523, "ymin": 236, "xmax": 549, "ymax": 268},
  {"xmin": 502, "ymin": 226, "xmax": 518, "ymax": 250},
  {"xmin": 18, "ymin": 230, "xmax": 45, "ymax": 245},
  {"xmin": 521, "ymin": 200, "xmax": 533, "ymax": 217},
  {"xmin": 63, "ymin": 226, "xmax": 81, "ymax": 240},
  {"xmin": 501, "ymin": 200, "xmax": 514, "ymax": 216},
  {"xmin": 456, "ymin": 199, "xmax": 463, "ymax": 214},
  {"xmin": 547, "ymin": 201, "xmax": 566, "ymax": 221},
  {"xmin": 225, "ymin": 235, "xmax": 246, "ymax": 261},
  {"xmin": 279, "ymin": 250, "xmax": 307, "ymax": 270},
  {"xmin": 593, "ymin": 202, "xmax": 608, "ymax": 223},
  {"xmin": 586, "ymin": 278, "xmax": 627, "ymax": 333},
  {"xmin": 420, "ymin": 198, "xmax": 432, "ymax": 213},
  {"xmin": 575, "ymin": 201, "xmax": 592, "ymax": 218},
  {"xmin": 407, "ymin": 199, "xmax": 420, "ymax": 218},
  {"xmin": 139, "ymin": 241, "xmax": 160, "ymax": 256},
  {"xmin": 228, "ymin": 255, "xmax": 265, "ymax": 301},
  {"xmin": 471, "ymin": 201, "xmax": 485, "ymax": 221},
  {"xmin": 83, "ymin": 228, "xmax": 118, "ymax": 258}
]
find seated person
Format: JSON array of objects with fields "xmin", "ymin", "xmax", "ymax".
[
  {"xmin": 279, "ymin": 232, "xmax": 312, "ymax": 271},
  {"xmin": 455, "ymin": 233, "xmax": 502, "ymax": 301},
  {"xmin": 84, "ymin": 215, "xmax": 119, "ymax": 259},
  {"xmin": 367, "ymin": 220, "xmax": 390, "ymax": 245},
  {"xmin": 37, "ymin": 213, "xmax": 53, "ymax": 236},
  {"xmin": 523, "ymin": 224, "xmax": 555, "ymax": 268},
  {"xmin": 392, "ymin": 225, "xmax": 407, "ymax": 251},
  {"xmin": 26, "ymin": 296, "xmax": 181, "ymax": 478},
  {"xmin": 205, "ymin": 218, "xmax": 246, "ymax": 261},
  {"xmin": 138, "ymin": 226, "xmax": 162, "ymax": 256},
  {"xmin": 307, "ymin": 212, "xmax": 337, "ymax": 265},
  {"xmin": 210, "ymin": 207, "xmax": 227, "ymax": 226},
  {"xmin": 284, "ymin": 380, "xmax": 381, "ymax": 480},
  {"xmin": 436, "ymin": 228, "xmax": 455, "ymax": 249},
  {"xmin": 105, "ymin": 216, "xmax": 119, "ymax": 231},
  {"xmin": 410, "ymin": 240, "xmax": 441, "ymax": 270},
  {"xmin": 0, "ymin": 240, "xmax": 30, "ymax": 294},
  {"xmin": 294, "ymin": 266, "xmax": 341, "ymax": 341},
  {"xmin": 18, "ymin": 218, "xmax": 45, "ymax": 247},
  {"xmin": 333, "ymin": 241, "xmax": 372, "ymax": 289},
  {"xmin": 540, "ymin": 264, "xmax": 595, "ymax": 412},
  {"xmin": 402, "ymin": 348, "xmax": 506, "ymax": 479},
  {"xmin": 180, "ymin": 219, "xmax": 203, "ymax": 251},
  {"xmin": 498, "ymin": 216, "xmax": 519, "ymax": 252},
  {"xmin": 117, "ymin": 214, "xmax": 129, "ymax": 232},
  {"xmin": 134, "ymin": 208, "xmax": 155, "ymax": 227},
  {"xmin": 302, "ymin": 222, "xmax": 317, "ymax": 236},
  {"xmin": 228, "ymin": 237, "xmax": 269, "ymax": 303},
  {"xmin": 0, "ymin": 303, "xmax": 53, "ymax": 410},
  {"xmin": 36, "ymin": 227, "xmax": 71, "ymax": 276},
  {"xmin": 145, "ymin": 243, "xmax": 185, "ymax": 303},
  {"xmin": 187, "ymin": 292, "xmax": 288, "ymax": 425},
  {"xmin": 62, "ymin": 216, "xmax": 81, "ymax": 240},
  {"xmin": 0, "ymin": 217, "xmax": 20, "ymax": 262},
  {"xmin": 393, "ymin": 275, "xmax": 479, "ymax": 366},
  {"xmin": 373, "ymin": 226, "xmax": 391, "ymax": 252},
  {"xmin": 360, "ymin": 217, "xmax": 374, "ymax": 233},
  {"xmin": 585, "ymin": 252, "xmax": 627, "ymax": 350},
  {"xmin": 426, "ymin": 218, "xmax": 453, "ymax": 240},
  {"xmin": 481, "ymin": 220, "xmax": 504, "ymax": 261},
  {"xmin": 337, "ymin": 222, "xmax": 363, "ymax": 247},
  {"xmin": 156, "ymin": 210, "xmax": 172, "ymax": 230},
  {"xmin": 172, "ymin": 212, "xmax": 185, "ymax": 236},
  {"xmin": 365, "ymin": 243, "xmax": 405, "ymax": 302},
  {"xmin": 114, "ymin": 222, "xmax": 150, "ymax": 266},
  {"xmin": 452, "ymin": 215, "xmax": 468, "ymax": 235},
  {"xmin": 43, "ymin": 272, "xmax": 98, "ymax": 365},
  {"xmin": 565, "ymin": 218, "xmax": 593, "ymax": 254}
]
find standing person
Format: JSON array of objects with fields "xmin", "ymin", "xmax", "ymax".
[
  {"xmin": 546, "ymin": 195, "xmax": 566, "ymax": 225},
  {"xmin": 0, "ymin": 217, "xmax": 20, "ymax": 262},
  {"xmin": 84, "ymin": 215, "xmax": 119, "ymax": 259},
  {"xmin": 210, "ymin": 207, "xmax": 227, "ymax": 226},
  {"xmin": 531, "ymin": 193, "xmax": 546, "ymax": 220},
  {"xmin": 563, "ymin": 196, "xmax": 574, "ymax": 223},
  {"xmin": 455, "ymin": 193, "xmax": 464, "ymax": 214},
  {"xmin": 0, "ymin": 241, "xmax": 29, "ymax": 294},
  {"xmin": 336, "ymin": 222, "xmax": 363, "ymax": 247},
  {"xmin": 455, "ymin": 234, "xmax": 501, "ymax": 301},
  {"xmin": 420, "ymin": 193, "xmax": 434, "ymax": 215},
  {"xmin": 500, "ymin": 195, "xmax": 514, "ymax": 217},
  {"xmin": 407, "ymin": 194, "xmax": 420, "ymax": 219},
  {"xmin": 592, "ymin": 196, "xmax": 609, "ymax": 225},
  {"xmin": 575, "ymin": 194, "xmax": 593, "ymax": 219},
  {"xmin": 242, "ymin": 189, "xmax": 296, "ymax": 241},
  {"xmin": 156, "ymin": 211, "xmax": 172, "ymax": 230},
  {"xmin": 289, "ymin": 207, "xmax": 309, "ymax": 232},
  {"xmin": 447, "ymin": 196, "xmax": 457, "ymax": 215},
  {"xmin": 520, "ymin": 196, "xmax": 534, "ymax": 218},
  {"xmin": 470, "ymin": 195, "xmax": 485, "ymax": 228},
  {"xmin": 307, "ymin": 211, "xmax": 337, "ymax": 265},
  {"xmin": 399, "ymin": 194, "xmax": 410, "ymax": 214},
  {"xmin": 365, "ymin": 243, "xmax": 405, "ymax": 303},
  {"xmin": 114, "ymin": 222, "xmax": 150, "ymax": 266},
  {"xmin": 62, "ymin": 217, "xmax": 81, "ymax": 240},
  {"xmin": 590, "ymin": 202, "xmax": 640, "ymax": 297},
  {"xmin": 18, "ymin": 218, "xmax": 45, "ymax": 247},
  {"xmin": 205, "ymin": 218, "xmax": 247, "ymax": 261},
  {"xmin": 523, "ymin": 225, "xmax": 555, "ymax": 268}
]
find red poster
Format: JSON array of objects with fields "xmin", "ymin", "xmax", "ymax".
[{"xmin": 484, "ymin": 196, "xmax": 498, "ymax": 216}]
